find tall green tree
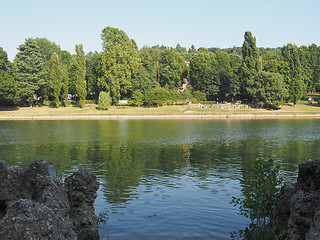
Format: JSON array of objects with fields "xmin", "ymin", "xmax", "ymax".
[
  {"xmin": 99, "ymin": 27, "xmax": 140, "ymax": 103},
  {"xmin": 86, "ymin": 51, "xmax": 103, "ymax": 97},
  {"xmin": 131, "ymin": 47, "xmax": 158, "ymax": 94},
  {"xmin": 69, "ymin": 45, "xmax": 86, "ymax": 107},
  {"xmin": 14, "ymin": 38, "xmax": 45, "ymax": 105},
  {"xmin": 189, "ymin": 48, "xmax": 213, "ymax": 92},
  {"xmin": 281, "ymin": 44, "xmax": 305, "ymax": 105},
  {"xmin": 34, "ymin": 38, "xmax": 61, "ymax": 100},
  {"xmin": 0, "ymin": 47, "xmax": 15, "ymax": 105},
  {"xmin": 49, "ymin": 52, "xmax": 62, "ymax": 107},
  {"xmin": 308, "ymin": 44, "xmax": 320, "ymax": 92},
  {"xmin": 240, "ymin": 31, "xmax": 261, "ymax": 99},
  {"xmin": 159, "ymin": 49, "xmax": 185, "ymax": 88},
  {"xmin": 61, "ymin": 64, "xmax": 69, "ymax": 106}
]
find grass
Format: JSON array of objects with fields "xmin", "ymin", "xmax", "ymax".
[{"xmin": 1, "ymin": 94, "xmax": 320, "ymax": 119}]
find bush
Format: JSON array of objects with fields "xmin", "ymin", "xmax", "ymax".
[
  {"xmin": 167, "ymin": 91, "xmax": 179, "ymax": 105},
  {"xmin": 84, "ymin": 99, "xmax": 97, "ymax": 104},
  {"xmin": 192, "ymin": 90, "xmax": 207, "ymax": 102},
  {"xmin": 98, "ymin": 91, "xmax": 111, "ymax": 110},
  {"xmin": 231, "ymin": 158, "xmax": 283, "ymax": 238},
  {"xmin": 144, "ymin": 88, "xmax": 169, "ymax": 107},
  {"xmin": 131, "ymin": 90, "xmax": 144, "ymax": 107}
]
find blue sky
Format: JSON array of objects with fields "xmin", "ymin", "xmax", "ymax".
[{"xmin": 1, "ymin": 0, "xmax": 319, "ymax": 61}]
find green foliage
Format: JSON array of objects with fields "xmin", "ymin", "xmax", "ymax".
[
  {"xmin": 49, "ymin": 52, "xmax": 62, "ymax": 107},
  {"xmin": 167, "ymin": 91, "xmax": 179, "ymax": 104},
  {"xmin": 75, "ymin": 45, "xmax": 87, "ymax": 107},
  {"xmin": 0, "ymin": 47, "xmax": 15, "ymax": 105},
  {"xmin": 240, "ymin": 32, "xmax": 262, "ymax": 99},
  {"xmin": 14, "ymin": 38, "xmax": 46, "ymax": 105},
  {"xmin": 69, "ymin": 45, "xmax": 87, "ymax": 107},
  {"xmin": 98, "ymin": 91, "xmax": 111, "ymax": 110},
  {"xmin": 281, "ymin": 44, "xmax": 306, "ymax": 105},
  {"xmin": 86, "ymin": 51, "xmax": 103, "ymax": 96},
  {"xmin": 131, "ymin": 90, "xmax": 144, "ymax": 106},
  {"xmin": 159, "ymin": 49, "xmax": 185, "ymax": 88},
  {"xmin": 132, "ymin": 67, "xmax": 157, "ymax": 94},
  {"xmin": 178, "ymin": 90, "xmax": 193, "ymax": 104},
  {"xmin": 61, "ymin": 65, "xmax": 69, "ymax": 107},
  {"xmin": 144, "ymin": 88, "xmax": 169, "ymax": 106},
  {"xmin": 246, "ymin": 71, "xmax": 288, "ymax": 108},
  {"xmin": 0, "ymin": 70, "xmax": 15, "ymax": 105},
  {"xmin": 232, "ymin": 158, "xmax": 283, "ymax": 226},
  {"xmin": 192, "ymin": 90, "xmax": 207, "ymax": 102},
  {"xmin": 189, "ymin": 48, "xmax": 212, "ymax": 91},
  {"xmin": 99, "ymin": 26, "xmax": 140, "ymax": 104}
]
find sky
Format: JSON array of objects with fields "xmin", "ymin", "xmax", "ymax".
[{"xmin": 1, "ymin": 0, "xmax": 320, "ymax": 61}]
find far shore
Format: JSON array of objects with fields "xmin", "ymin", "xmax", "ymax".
[
  {"xmin": 1, "ymin": 114, "xmax": 320, "ymax": 121},
  {"xmin": 1, "ymin": 103, "xmax": 320, "ymax": 120}
]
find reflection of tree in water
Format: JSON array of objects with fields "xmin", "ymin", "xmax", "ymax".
[
  {"xmin": 99, "ymin": 141, "xmax": 191, "ymax": 204},
  {"xmin": 101, "ymin": 141, "xmax": 144, "ymax": 204}
]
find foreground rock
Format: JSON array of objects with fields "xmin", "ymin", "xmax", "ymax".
[
  {"xmin": 274, "ymin": 160, "xmax": 320, "ymax": 239},
  {"xmin": 0, "ymin": 160, "xmax": 99, "ymax": 240}
]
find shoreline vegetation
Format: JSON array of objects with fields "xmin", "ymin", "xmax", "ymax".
[{"xmin": 2, "ymin": 98, "xmax": 320, "ymax": 120}]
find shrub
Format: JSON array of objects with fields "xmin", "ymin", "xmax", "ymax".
[
  {"xmin": 231, "ymin": 158, "xmax": 283, "ymax": 238},
  {"xmin": 192, "ymin": 90, "xmax": 207, "ymax": 102},
  {"xmin": 144, "ymin": 88, "xmax": 169, "ymax": 107},
  {"xmin": 131, "ymin": 90, "xmax": 144, "ymax": 107},
  {"xmin": 98, "ymin": 91, "xmax": 111, "ymax": 110}
]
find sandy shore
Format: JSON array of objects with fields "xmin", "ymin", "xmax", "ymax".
[{"xmin": 1, "ymin": 113, "xmax": 320, "ymax": 120}]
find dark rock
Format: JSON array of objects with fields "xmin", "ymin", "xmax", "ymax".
[
  {"xmin": 274, "ymin": 159, "xmax": 320, "ymax": 240},
  {"xmin": 0, "ymin": 160, "xmax": 99, "ymax": 240},
  {"xmin": 66, "ymin": 169, "xmax": 100, "ymax": 240}
]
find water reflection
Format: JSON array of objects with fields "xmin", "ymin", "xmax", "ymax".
[{"xmin": 0, "ymin": 119, "xmax": 320, "ymax": 239}]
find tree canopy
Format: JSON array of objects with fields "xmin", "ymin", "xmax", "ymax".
[{"xmin": 1, "ymin": 28, "xmax": 319, "ymax": 108}]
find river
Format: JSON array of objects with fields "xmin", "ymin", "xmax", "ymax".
[{"xmin": 1, "ymin": 119, "xmax": 320, "ymax": 239}]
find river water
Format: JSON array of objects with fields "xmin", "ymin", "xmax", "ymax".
[{"xmin": 1, "ymin": 119, "xmax": 320, "ymax": 239}]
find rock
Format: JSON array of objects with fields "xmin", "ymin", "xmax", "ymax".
[
  {"xmin": 66, "ymin": 169, "xmax": 100, "ymax": 240},
  {"xmin": 0, "ymin": 160, "xmax": 99, "ymax": 240},
  {"xmin": 274, "ymin": 159, "xmax": 320, "ymax": 240}
]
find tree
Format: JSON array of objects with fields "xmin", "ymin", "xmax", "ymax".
[
  {"xmin": 0, "ymin": 70, "xmax": 15, "ymax": 105},
  {"xmin": 34, "ymin": 38, "xmax": 61, "ymax": 100},
  {"xmin": 131, "ymin": 90, "xmax": 144, "ymax": 106},
  {"xmin": 189, "ymin": 48, "xmax": 212, "ymax": 92},
  {"xmin": 86, "ymin": 51, "xmax": 103, "ymax": 97},
  {"xmin": 219, "ymin": 71, "xmax": 240, "ymax": 101},
  {"xmin": 98, "ymin": 91, "xmax": 111, "ymax": 110},
  {"xmin": 202, "ymin": 70, "xmax": 220, "ymax": 100},
  {"xmin": 61, "ymin": 64, "xmax": 69, "ymax": 106},
  {"xmin": 99, "ymin": 27, "xmax": 140, "ymax": 104},
  {"xmin": 69, "ymin": 45, "xmax": 87, "ymax": 107},
  {"xmin": 132, "ymin": 68, "xmax": 157, "ymax": 94},
  {"xmin": 281, "ymin": 44, "xmax": 305, "ymax": 105},
  {"xmin": 49, "ymin": 52, "xmax": 62, "ymax": 107},
  {"xmin": 14, "ymin": 38, "xmax": 45, "ymax": 105},
  {"xmin": 160, "ymin": 49, "xmax": 184, "ymax": 88},
  {"xmin": 0, "ymin": 47, "xmax": 15, "ymax": 105},
  {"xmin": 246, "ymin": 71, "xmax": 288, "ymax": 108},
  {"xmin": 240, "ymin": 31, "xmax": 261, "ymax": 99}
]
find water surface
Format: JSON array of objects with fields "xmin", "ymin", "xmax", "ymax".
[{"xmin": 1, "ymin": 119, "xmax": 320, "ymax": 239}]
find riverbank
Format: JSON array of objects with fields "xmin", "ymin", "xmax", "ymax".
[{"xmin": 1, "ymin": 102, "xmax": 320, "ymax": 120}]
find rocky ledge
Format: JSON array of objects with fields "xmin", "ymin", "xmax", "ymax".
[
  {"xmin": 274, "ymin": 159, "xmax": 320, "ymax": 240},
  {"xmin": 0, "ymin": 160, "xmax": 99, "ymax": 240}
]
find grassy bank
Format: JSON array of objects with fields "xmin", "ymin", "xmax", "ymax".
[{"xmin": 1, "ymin": 94, "xmax": 320, "ymax": 120}]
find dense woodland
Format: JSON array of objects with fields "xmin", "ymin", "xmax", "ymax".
[{"xmin": 1, "ymin": 27, "xmax": 320, "ymax": 109}]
